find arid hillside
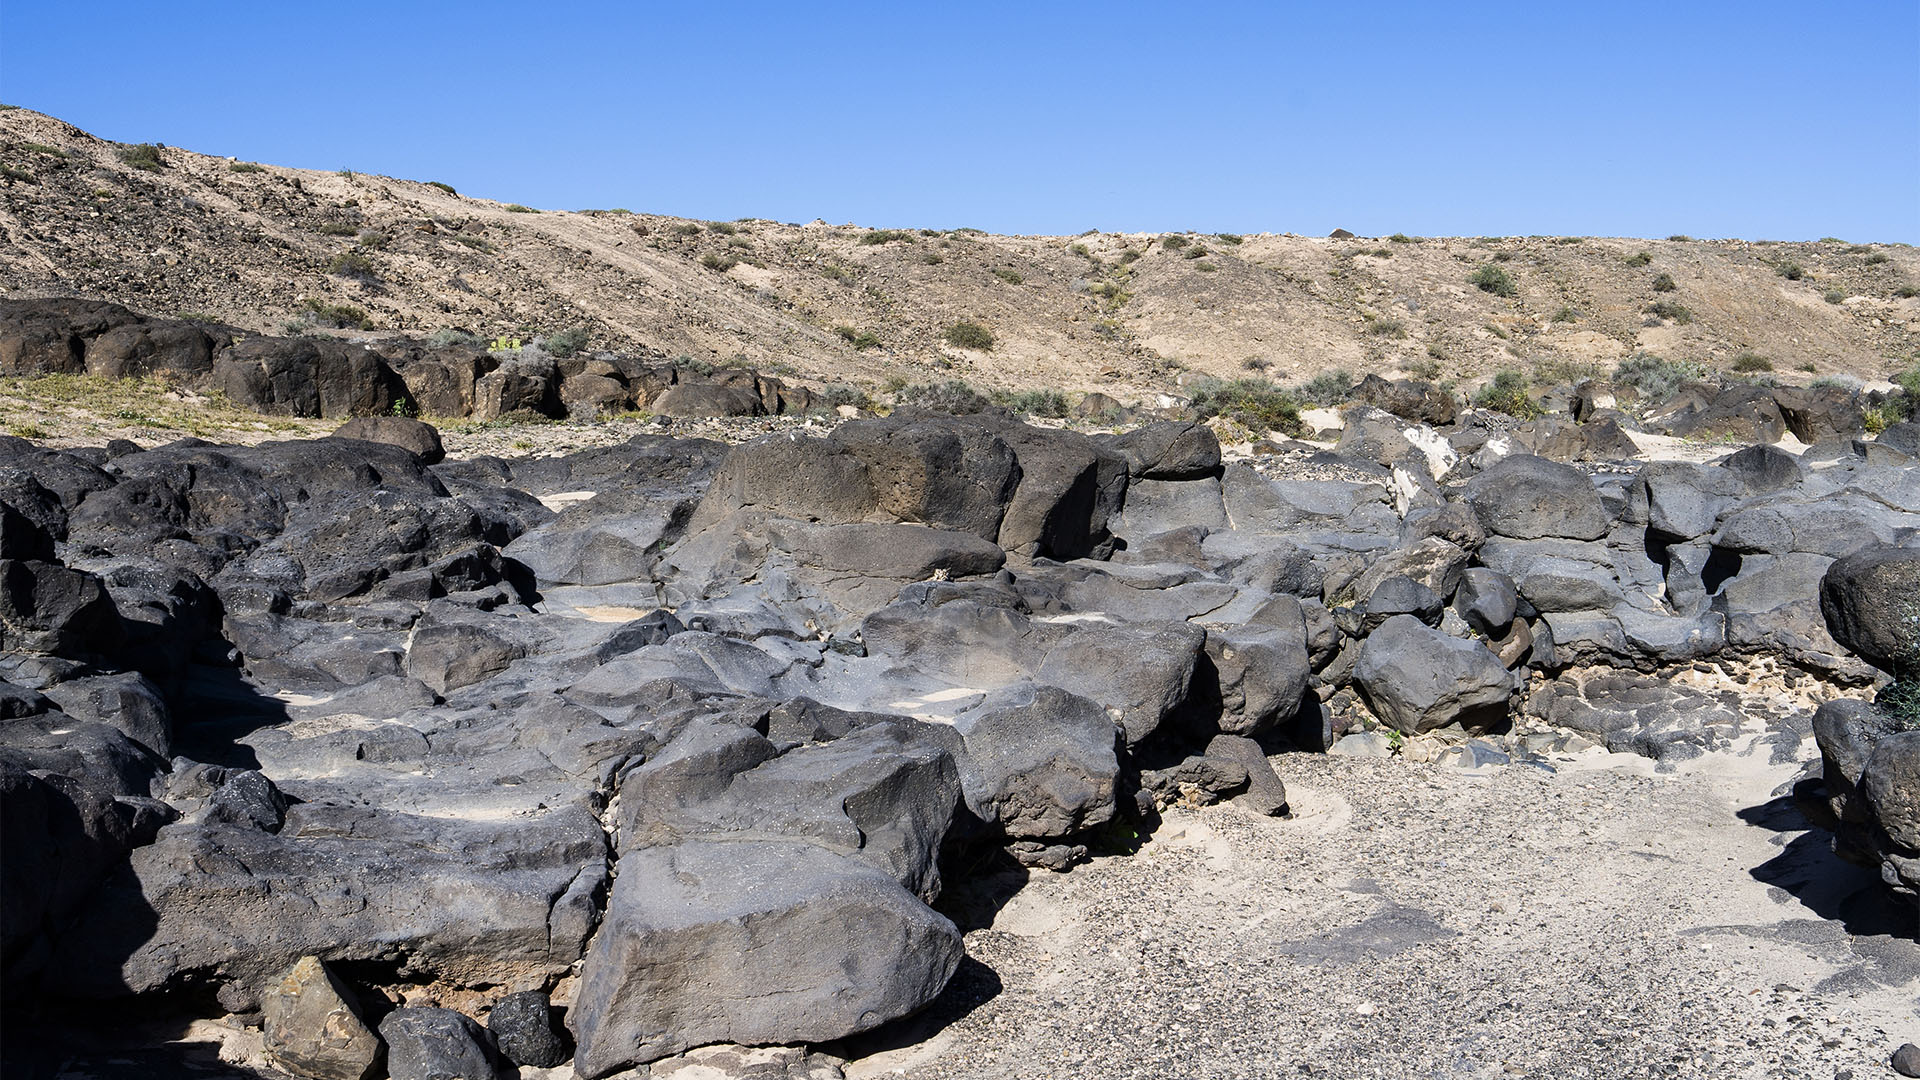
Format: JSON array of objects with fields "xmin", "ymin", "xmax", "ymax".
[{"xmin": 1, "ymin": 107, "xmax": 1915, "ymax": 399}]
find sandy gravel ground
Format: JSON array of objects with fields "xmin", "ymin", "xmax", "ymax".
[{"xmin": 842, "ymin": 747, "xmax": 1919, "ymax": 1080}]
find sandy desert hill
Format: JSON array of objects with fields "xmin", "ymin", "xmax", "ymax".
[{"xmin": 0, "ymin": 106, "xmax": 1915, "ymax": 401}]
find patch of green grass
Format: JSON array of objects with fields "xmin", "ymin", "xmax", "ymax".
[
  {"xmin": 1187, "ymin": 377, "xmax": 1304, "ymax": 435},
  {"xmin": 542, "ymin": 327, "xmax": 590, "ymax": 357},
  {"xmin": 819, "ymin": 263, "xmax": 855, "ymax": 284},
  {"xmin": 1366, "ymin": 317, "xmax": 1408, "ymax": 338},
  {"xmin": 1648, "ymin": 300, "xmax": 1693, "ymax": 325},
  {"xmin": 326, "ymin": 251, "xmax": 377, "ymax": 278},
  {"xmin": 1469, "ymin": 264, "xmax": 1517, "ymax": 297},
  {"xmin": 1614, "ymin": 353, "xmax": 1707, "ymax": 400},
  {"xmin": 0, "ymin": 166, "xmax": 34, "ymax": 184},
  {"xmin": 17, "ymin": 141, "xmax": 65, "ymax": 157},
  {"xmin": 1297, "ymin": 369, "xmax": 1354, "ymax": 406},
  {"xmin": 1650, "ymin": 272, "xmax": 1677, "ymax": 292},
  {"xmin": 990, "ymin": 267, "xmax": 1024, "ymax": 285},
  {"xmin": 117, "ymin": 143, "xmax": 164, "ymax": 171},
  {"xmin": 994, "ymin": 389, "xmax": 1070, "ymax": 418},
  {"xmin": 1730, "ymin": 352, "xmax": 1773, "ymax": 373},
  {"xmin": 1474, "ymin": 370, "xmax": 1540, "ymax": 419},
  {"xmin": 302, "ymin": 298, "xmax": 372, "ymax": 329},
  {"xmin": 835, "ymin": 326, "xmax": 882, "ymax": 350},
  {"xmin": 942, "ymin": 321, "xmax": 995, "ymax": 351},
  {"xmin": 897, "ymin": 379, "xmax": 990, "ymax": 414}
]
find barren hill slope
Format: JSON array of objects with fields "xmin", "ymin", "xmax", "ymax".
[{"xmin": 1, "ymin": 107, "xmax": 1915, "ymax": 399}]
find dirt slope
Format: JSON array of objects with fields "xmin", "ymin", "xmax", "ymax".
[{"xmin": 1, "ymin": 107, "xmax": 1915, "ymax": 400}]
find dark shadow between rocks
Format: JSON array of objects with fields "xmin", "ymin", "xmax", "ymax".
[
  {"xmin": 933, "ymin": 844, "xmax": 1033, "ymax": 933},
  {"xmin": 1738, "ymin": 794, "xmax": 1915, "ymax": 939},
  {"xmin": 169, "ymin": 661, "xmax": 287, "ymax": 769}
]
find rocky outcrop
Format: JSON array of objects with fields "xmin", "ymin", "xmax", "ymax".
[{"xmin": 6, "ymin": 399, "xmax": 1920, "ymax": 1074}]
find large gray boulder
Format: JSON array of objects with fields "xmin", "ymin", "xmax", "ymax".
[
  {"xmin": 1352, "ymin": 615, "xmax": 1516, "ymax": 734},
  {"xmin": 379, "ymin": 1007, "xmax": 509, "ymax": 1080},
  {"xmin": 949, "ymin": 684, "xmax": 1120, "ymax": 839},
  {"xmin": 1100, "ymin": 421, "xmax": 1221, "ymax": 480},
  {"xmin": 1820, "ymin": 545, "xmax": 1920, "ymax": 672},
  {"xmin": 331, "ymin": 416, "xmax": 445, "ymax": 463},
  {"xmin": 567, "ymin": 840, "xmax": 962, "ymax": 1077},
  {"xmin": 1463, "ymin": 454, "xmax": 1609, "ymax": 541}
]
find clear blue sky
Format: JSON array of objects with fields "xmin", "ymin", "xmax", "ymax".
[{"xmin": 4, "ymin": 1, "xmax": 1916, "ymax": 240}]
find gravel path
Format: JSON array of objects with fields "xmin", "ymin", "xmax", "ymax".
[{"xmin": 843, "ymin": 749, "xmax": 1920, "ymax": 1080}]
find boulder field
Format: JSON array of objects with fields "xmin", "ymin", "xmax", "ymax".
[{"xmin": 2, "ymin": 403, "xmax": 1917, "ymax": 1078}]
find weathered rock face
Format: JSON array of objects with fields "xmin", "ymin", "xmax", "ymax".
[
  {"xmin": 261, "ymin": 956, "xmax": 382, "ymax": 1080},
  {"xmin": 1352, "ymin": 615, "xmax": 1515, "ymax": 734},
  {"xmin": 568, "ymin": 840, "xmax": 963, "ymax": 1078},
  {"xmin": 1820, "ymin": 546, "xmax": 1920, "ymax": 673},
  {"xmin": 1464, "ymin": 454, "xmax": 1611, "ymax": 541}
]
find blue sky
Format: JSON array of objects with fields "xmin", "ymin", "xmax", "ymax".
[{"xmin": 3, "ymin": 1, "xmax": 1916, "ymax": 240}]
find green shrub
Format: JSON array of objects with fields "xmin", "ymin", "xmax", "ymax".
[
  {"xmin": 504, "ymin": 204, "xmax": 537, "ymax": 214},
  {"xmin": 991, "ymin": 268, "xmax": 1024, "ymax": 285},
  {"xmin": 452, "ymin": 234, "xmax": 493, "ymax": 252},
  {"xmin": 117, "ymin": 143, "xmax": 164, "ymax": 171},
  {"xmin": 1614, "ymin": 353, "xmax": 1707, "ymax": 400},
  {"xmin": 1183, "ymin": 245, "xmax": 1209, "ymax": 260},
  {"xmin": 543, "ymin": 327, "xmax": 590, "ymax": 358},
  {"xmin": 1730, "ymin": 352, "xmax": 1773, "ymax": 373},
  {"xmin": 1215, "ymin": 233, "xmax": 1243, "ymax": 245},
  {"xmin": 995, "ymin": 389, "xmax": 1069, "ymax": 418},
  {"xmin": 0, "ymin": 166, "xmax": 34, "ymax": 184},
  {"xmin": 1778, "ymin": 262, "xmax": 1805, "ymax": 280},
  {"xmin": 1298, "ymin": 370, "xmax": 1354, "ymax": 406},
  {"xmin": 1367, "ymin": 317, "xmax": 1407, "ymax": 339},
  {"xmin": 1119, "ymin": 249, "xmax": 1141, "ymax": 264},
  {"xmin": 1388, "ymin": 233, "xmax": 1414, "ymax": 243},
  {"xmin": 1865, "ymin": 252, "xmax": 1890, "ymax": 265},
  {"xmin": 1824, "ymin": 289, "xmax": 1846, "ymax": 304},
  {"xmin": 672, "ymin": 223, "xmax": 703, "ymax": 237},
  {"xmin": 943, "ymin": 321, "xmax": 994, "ymax": 350},
  {"xmin": 1648, "ymin": 301, "xmax": 1693, "ymax": 325},
  {"xmin": 1243, "ymin": 357, "xmax": 1271, "ymax": 372},
  {"xmin": 1195, "ymin": 261, "xmax": 1217, "ymax": 272},
  {"xmin": 1667, "ymin": 234, "xmax": 1694, "ymax": 242},
  {"xmin": 1898, "ymin": 285, "xmax": 1920, "ymax": 299},
  {"xmin": 1187, "ymin": 377, "xmax": 1304, "ymax": 435},
  {"xmin": 326, "ymin": 251, "xmax": 377, "ymax": 278},
  {"xmin": 228, "ymin": 161, "xmax": 264, "ymax": 174},
  {"xmin": 1474, "ymin": 370, "xmax": 1540, "ymax": 418},
  {"xmin": 1469, "ymin": 265, "xmax": 1517, "ymax": 297},
  {"xmin": 920, "ymin": 252, "xmax": 944, "ymax": 265},
  {"xmin": 1651, "ymin": 272, "xmax": 1677, "ymax": 292},
  {"xmin": 316, "ymin": 222, "xmax": 358, "ymax": 236},
  {"xmin": 301, "ymin": 298, "xmax": 371, "ymax": 329},
  {"xmin": 700, "ymin": 253, "xmax": 738, "ymax": 272},
  {"xmin": 858, "ymin": 229, "xmax": 913, "ymax": 245},
  {"xmin": 427, "ymin": 181, "xmax": 457, "ymax": 195},
  {"xmin": 707, "ymin": 221, "xmax": 738, "ymax": 235},
  {"xmin": 357, "ymin": 230, "xmax": 389, "ymax": 249},
  {"xmin": 1552, "ymin": 306, "xmax": 1579, "ymax": 323},
  {"xmin": 1865, "ymin": 405, "xmax": 1893, "ymax": 434},
  {"xmin": 834, "ymin": 326, "xmax": 881, "ymax": 350},
  {"xmin": 1624, "ymin": 251, "xmax": 1653, "ymax": 267},
  {"xmin": 897, "ymin": 379, "xmax": 990, "ymax": 414},
  {"xmin": 1161, "ymin": 235, "xmax": 1190, "ymax": 250}
]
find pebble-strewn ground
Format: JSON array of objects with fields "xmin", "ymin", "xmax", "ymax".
[{"xmin": 843, "ymin": 747, "xmax": 1920, "ymax": 1080}]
